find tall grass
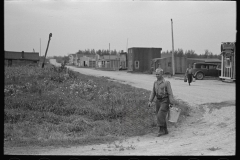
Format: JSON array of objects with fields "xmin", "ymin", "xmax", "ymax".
[{"xmin": 4, "ymin": 65, "xmax": 190, "ymax": 147}]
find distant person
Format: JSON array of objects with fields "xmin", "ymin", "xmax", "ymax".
[
  {"xmin": 157, "ymin": 63, "xmax": 165, "ymax": 75},
  {"xmin": 185, "ymin": 64, "xmax": 194, "ymax": 86},
  {"xmin": 119, "ymin": 65, "xmax": 122, "ymax": 70},
  {"xmin": 148, "ymin": 68, "xmax": 175, "ymax": 137},
  {"xmin": 150, "ymin": 66, "xmax": 154, "ymax": 74}
]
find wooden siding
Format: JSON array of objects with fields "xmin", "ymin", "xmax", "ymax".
[
  {"xmin": 5, "ymin": 51, "xmax": 39, "ymax": 61},
  {"xmin": 128, "ymin": 48, "xmax": 161, "ymax": 72},
  {"xmin": 154, "ymin": 57, "xmax": 187, "ymax": 74},
  {"xmin": 5, "ymin": 59, "xmax": 38, "ymax": 67}
]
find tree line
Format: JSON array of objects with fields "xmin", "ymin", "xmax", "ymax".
[
  {"xmin": 47, "ymin": 48, "xmax": 221, "ymax": 64},
  {"xmin": 162, "ymin": 48, "xmax": 221, "ymax": 59},
  {"xmin": 76, "ymin": 49, "xmax": 123, "ymax": 56}
]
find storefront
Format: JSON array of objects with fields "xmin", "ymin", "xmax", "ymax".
[{"xmin": 219, "ymin": 42, "xmax": 235, "ymax": 81}]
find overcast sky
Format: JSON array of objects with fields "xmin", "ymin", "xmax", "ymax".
[{"xmin": 4, "ymin": 0, "xmax": 236, "ymax": 57}]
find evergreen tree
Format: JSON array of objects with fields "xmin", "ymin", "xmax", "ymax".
[
  {"xmin": 96, "ymin": 49, "xmax": 102, "ymax": 56},
  {"xmin": 177, "ymin": 48, "xmax": 184, "ymax": 57}
]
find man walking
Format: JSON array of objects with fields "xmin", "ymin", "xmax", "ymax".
[
  {"xmin": 185, "ymin": 64, "xmax": 194, "ymax": 86},
  {"xmin": 148, "ymin": 68, "xmax": 175, "ymax": 137}
]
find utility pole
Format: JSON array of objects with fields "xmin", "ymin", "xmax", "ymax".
[
  {"xmin": 109, "ymin": 43, "xmax": 110, "ymax": 68},
  {"xmin": 40, "ymin": 38, "xmax": 41, "ymax": 57},
  {"xmin": 126, "ymin": 38, "xmax": 128, "ymax": 52},
  {"xmin": 42, "ymin": 33, "xmax": 52, "ymax": 68},
  {"xmin": 171, "ymin": 19, "xmax": 175, "ymax": 76},
  {"xmin": 39, "ymin": 38, "xmax": 41, "ymax": 67},
  {"xmin": 126, "ymin": 38, "xmax": 129, "ymax": 68}
]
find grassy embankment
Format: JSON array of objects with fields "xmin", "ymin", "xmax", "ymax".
[{"xmin": 4, "ymin": 65, "xmax": 190, "ymax": 147}]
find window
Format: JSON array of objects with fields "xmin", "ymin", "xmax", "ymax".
[
  {"xmin": 201, "ymin": 65, "xmax": 206, "ymax": 69},
  {"xmin": 209, "ymin": 65, "xmax": 215, "ymax": 69},
  {"xmin": 168, "ymin": 62, "xmax": 171, "ymax": 67},
  {"xmin": 135, "ymin": 61, "xmax": 139, "ymax": 69},
  {"xmin": 194, "ymin": 64, "xmax": 201, "ymax": 69}
]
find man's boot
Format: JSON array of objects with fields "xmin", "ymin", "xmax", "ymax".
[
  {"xmin": 163, "ymin": 126, "xmax": 168, "ymax": 134},
  {"xmin": 157, "ymin": 127, "xmax": 166, "ymax": 137}
]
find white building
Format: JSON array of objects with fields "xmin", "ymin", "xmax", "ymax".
[
  {"xmin": 74, "ymin": 53, "xmax": 97, "ymax": 68},
  {"xmin": 96, "ymin": 55, "xmax": 120, "ymax": 70}
]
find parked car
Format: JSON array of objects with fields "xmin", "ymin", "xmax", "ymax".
[{"xmin": 192, "ymin": 63, "xmax": 221, "ymax": 80}]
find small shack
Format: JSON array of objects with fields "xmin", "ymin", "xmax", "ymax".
[
  {"xmin": 5, "ymin": 51, "xmax": 39, "ymax": 66},
  {"xmin": 78, "ymin": 54, "xmax": 96, "ymax": 68},
  {"xmin": 219, "ymin": 42, "xmax": 235, "ymax": 81},
  {"xmin": 152, "ymin": 56, "xmax": 187, "ymax": 74}
]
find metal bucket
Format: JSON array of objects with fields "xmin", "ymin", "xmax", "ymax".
[{"xmin": 168, "ymin": 107, "xmax": 181, "ymax": 123}]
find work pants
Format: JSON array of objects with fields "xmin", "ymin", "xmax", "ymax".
[
  {"xmin": 187, "ymin": 74, "xmax": 193, "ymax": 84},
  {"xmin": 155, "ymin": 97, "xmax": 170, "ymax": 127}
]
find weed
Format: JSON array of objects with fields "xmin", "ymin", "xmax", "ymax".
[{"xmin": 208, "ymin": 147, "xmax": 221, "ymax": 151}]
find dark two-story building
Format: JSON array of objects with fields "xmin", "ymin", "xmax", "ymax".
[{"xmin": 127, "ymin": 47, "xmax": 162, "ymax": 72}]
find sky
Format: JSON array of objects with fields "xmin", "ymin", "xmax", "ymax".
[{"xmin": 4, "ymin": 0, "xmax": 236, "ymax": 57}]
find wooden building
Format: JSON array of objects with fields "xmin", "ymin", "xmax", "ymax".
[
  {"xmin": 152, "ymin": 57, "xmax": 187, "ymax": 74},
  {"xmin": 219, "ymin": 42, "xmax": 235, "ymax": 81},
  {"xmin": 78, "ymin": 54, "xmax": 96, "ymax": 68},
  {"xmin": 128, "ymin": 47, "xmax": 162, "ymax": 72},
  {"xmin": 120, "ymin": 51, "xmax": 127, "ymax": 69},
  {"xmin": 96, "ymin": 55, "xmax": 120, "ymax": 70},
  {"xmin": 5, "ymin": 51, "xmax": 39, "ymax": 66}
]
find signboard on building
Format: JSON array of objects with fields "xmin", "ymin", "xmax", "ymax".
[{"xmin": 221, "ymin": 42, "xmax": 235, "ymax": 52}]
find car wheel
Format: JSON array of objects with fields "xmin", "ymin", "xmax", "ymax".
[{"xmin": 196, "ymin": 72, "xmax": 204, "ymax": 80}]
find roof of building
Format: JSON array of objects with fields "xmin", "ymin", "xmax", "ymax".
[
  {"xmin": 102, "ymin": 55, "xmax": 120, "ymax": 60},
  {"xmin": 152, "ymin": 57, "xmax": 221, "ymax": 63},
  {"xmin": 68, "ymin": 54, "xmax": 76, "ymax": 57},
  {"xmin": 120, "ymin": 52, "xmax": 127, "ymax": 55},
  {"xmin": 152, "ymin": 57, "xmax": 169, "ymax": 62},
  {"xmin": 76, "ymin": 53, "xmax": 96, "ymax": 58},
  {"xmin": 193, "ymin": 62, "xmax": 219, "ymax": 65},
  {"xmin": 5, "ymin": 51, "xmax": 39, "ymax": 61},
  {"xmin": 187, "ymin": 58, "xmax": 221, "ymax": 63},
  {"xmin": 129, "ymin": 47, "xmax": 162, "ymax": 49}
]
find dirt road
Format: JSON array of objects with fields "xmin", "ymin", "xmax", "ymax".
[{"xmin": 6, "ymin": 61, "xmax": 236, "ymax": 155}]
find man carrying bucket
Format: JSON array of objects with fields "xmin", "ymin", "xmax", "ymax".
[{"xmin": 148, "ymin": 68, "xmax": 175, "ymax": 137}]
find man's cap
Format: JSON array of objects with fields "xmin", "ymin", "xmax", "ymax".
[{"xmin": 156, "ymin": 68, "xmax": 163, "ymax": 73}]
